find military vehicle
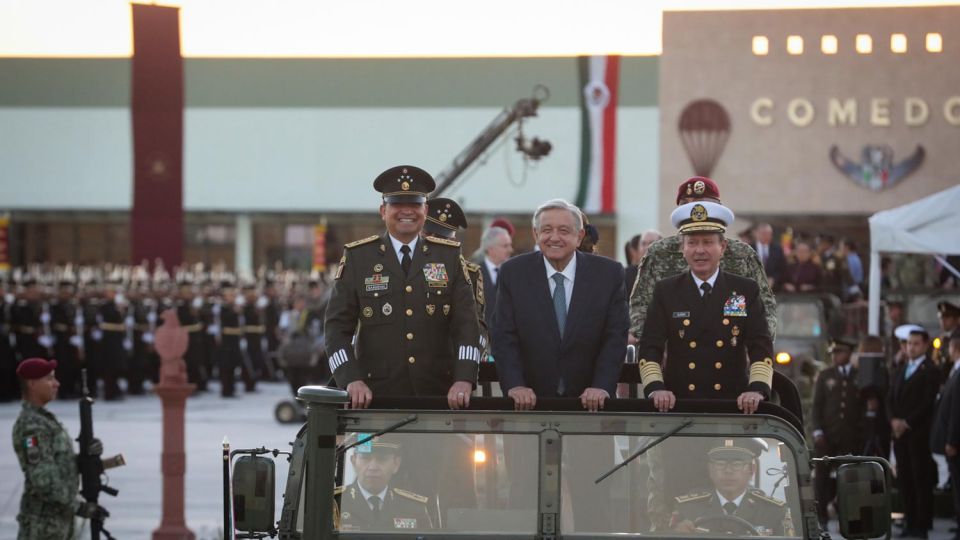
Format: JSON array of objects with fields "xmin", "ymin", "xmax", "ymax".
[{"xmin": 224, "ymin": 386, "xmax": 892, "ymax": 540}]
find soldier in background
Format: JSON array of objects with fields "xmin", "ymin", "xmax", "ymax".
[
  {"xmin": 422, "ymin": 197, "xmax": 488, "ymax": 359},
  {"xmin": 261, "ymin": 279, "xmax": 282, "ymax": 376},
  {"xmin": 219, "ymin": 282, "xmax": 256, "ymax": 397},
  {"xmin": 126, "ymin": 284, "xmax": 149, "ymax": 395},
  {"xmin": 200, "ymin": 280, "xmax": 220, "ymax": 385},
  {"xmin": 629, "ymin": 177, "xmax": 777, "ymax": 343},
  {"xmin": 175, "ymin": 280, "xmax": 208, "ymax": 391},
  {"xmin": 936, "ymin": 302, "xmax": 960, "ymax": 375},
  {"xmin": 49, "ymin": 279, "xmax": 81, "ymax": 398},
  {"xmin": 0, "ymin": 279, "xmax": 18, "ymax": 401},
  {"xmin": 12, "ymin": 358, "xmax": 98, "ymax": 540},
  {"xmin": 97, "ymin": 281, "xmax": 127, "ymax": 400},
  {"xmin": 12, "ymin": 278, "xmax": 47, "ymax": 361},
  {"xmin": 811, "ymin": 337, "xmax": 865, "ymax": 527},
  {"xmin": 242, "ymin": 283, "xmax": 270, "ymax": 381}
]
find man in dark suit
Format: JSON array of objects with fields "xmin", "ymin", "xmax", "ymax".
[
  {"xmin": 811, "ymin": 337, "xmax": 865, "ymax": 526},
  {"xmin": 889, "ymin": 328, "xmax": 940, "ymax": 539},
  {"xmin": 492, "ymin": 198, "xmax": 629, "ymax": 411},
  {"xmin": 637, "ymin": 201, "xmax": 774, "ymax": 414},
  {"xmin": 931, "ymin": 329, "xmax": 960, "ymax": 540},
  {"xmin": 478, "ymin": 225, "xmax": 513, "ymax": 343},
  {"xmin": 754, "ymin": 223, "xmax": 785, "ymax": 290}
]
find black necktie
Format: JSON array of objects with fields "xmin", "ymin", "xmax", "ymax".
[
  {"xmin": 400, "ymin": 245, "xmax": 412, "ymax": 276},
  {"xmin": 723, "ymin": 502, "xmax": 738, "ymax": 515},
  {"xmin": 368, "ymin": 495, "xmax": 382, "ymax": 513},
  {"xmin": 700, "ymin": 282, "xmax": 712, "ymax": 301}
]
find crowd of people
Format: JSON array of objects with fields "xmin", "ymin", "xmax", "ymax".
[
  {"xmin": 7, "ymin": 166, "xmax": 960, "ymax": 538},
  {"xmin": 0, "ymin": 263, "xmax": 332, "ymax": 402}
]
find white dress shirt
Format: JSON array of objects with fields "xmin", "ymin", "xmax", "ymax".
[
  {"xmin": 484, "ymin": 257, "xmax": 499, "ymax": 286},
  {"xmin": 388, "ymin": 235, "xmax": 419, "ymax": 266},
  {"xmin": 544, "ymin": 254, "xmax": 576, "ymax": 310},
  {"xmin": 357, "ymin": 483, "xmax": 389, "ymax": 511},
  {"xmin": 691, "ymin": 268, "xmax": 720, "ymax": 296}
]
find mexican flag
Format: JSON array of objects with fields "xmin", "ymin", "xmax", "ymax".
[{"xmin": 576, "ymin": 55, "xmax": 620, "ymax": 214}]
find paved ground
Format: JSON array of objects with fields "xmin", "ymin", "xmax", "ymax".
[
  {"xmin": 1, "ymin": 381, "xmax": 298, "ymax": 540},
  {"xmin": 1, "ymin": 381, "xmax": 956, "ymax": 539}
]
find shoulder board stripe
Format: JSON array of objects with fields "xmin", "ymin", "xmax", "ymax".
[
  {"xmin": 334, "ymin": 486, "xmax": 345, "ymax": 495},
  {"xmin": 345, "ymin": 235, "xmax": 379, "ymax": 249},
  {"xmin": 748, "ymin": 489, "xmax": 785, "ymax": 506},
  {"xmin": 675, "ymin": 492, "xmax": 711, "ymax": 503},
  {"xmin": 393, "ymin": 487, "xmax": 429, "ymax": 503},
  {"xmin": 426, "ymin": 236, "xmax": 461, "ymax": 248}
]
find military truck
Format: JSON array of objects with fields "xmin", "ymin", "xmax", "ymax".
[{"xmin": 224, "ymin": 386, "xmax": 892, "ymax": 540}]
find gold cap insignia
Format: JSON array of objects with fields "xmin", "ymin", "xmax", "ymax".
[
  {"xmin": 439, "ymin": 213, "xmax": 447, "ymax": 222},
  {"xmin": 401, "ymin": 181, "xmax": 410, "ymax": 191},
  {"xmin": 693, "ymin": 180, "xmax": 706, "ymax": 195},
  {"xmin": 691, "ymin": 204, "xmax": 708, "ymax": 222},
  {"xmin": 362, "ymin": 307, "xmax": 374, "ymax": 318}
]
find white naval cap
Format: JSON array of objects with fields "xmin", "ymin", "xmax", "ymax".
[
  {"xmin": 894, "ymin": 323, "xmax": 927, "ymax": 341},
  {"xmin": 670, "ymin": 200, "xmax": 735, "ymax": 234}
]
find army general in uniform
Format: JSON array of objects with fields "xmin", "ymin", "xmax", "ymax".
[
  {"xmin": 12, "ymin": 358, "xmax": 79, "ymax": 540},
  {"xmin": 324, "ymin": 165, "xmax": 481, "ymax": 409},
  {"xmin": 637, "ymin": 200, "xmax": 774, "ymax": 413}
]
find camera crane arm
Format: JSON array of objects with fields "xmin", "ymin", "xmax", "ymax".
[{"xmin": 431, "ymin": 85, "xmax": 550, "ymax": 198}]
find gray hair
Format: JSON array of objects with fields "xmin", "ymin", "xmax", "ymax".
[
  {"xmin": 532, "ymin": 199, "xmax": 583, "ymax": 232},
  {"xmin": 481, "ymin": 226, "xmax": 511, "ymax": 252}
]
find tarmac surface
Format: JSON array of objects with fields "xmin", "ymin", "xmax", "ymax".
[{"xmin": 1, "ymin": 381, "xmax": 957, "ymax": 539}]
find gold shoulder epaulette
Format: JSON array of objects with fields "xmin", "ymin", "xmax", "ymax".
[
  {"xmin": 345, "ymin": 235, "xmax": 379, "ymax": 249},
  {"xmin": 334, "ymin": 485, "xmax": 345, "ymax": 495},
  {"xmin": 393, "ymin": 487, "xmax": 429, "ymax": 503},
  {"xmin": 465, "ymin": 260, "xmax": 481, "ymax": 272},
  {"xmin": 748, "ymin": 489, "xmax": 785, "ymax": 506},
  {"xmin": 425, "ymin": 236, "xmax": 461, "ymax": 248},
  {"xmin": 675, "ymin": 491, "xmax": 711, "ymax": 503}
]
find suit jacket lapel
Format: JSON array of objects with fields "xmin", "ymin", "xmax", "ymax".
[
  {"xmin": 564, "ymin": 252, "xmax": 589, "ymax": 343},
  {"xmin": 379, "ymin": 233, "xmax": 405, "ymax": 281}
]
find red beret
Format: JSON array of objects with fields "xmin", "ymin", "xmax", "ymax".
[
  {"xmin": 16, "ymin": 358, "xmax": 57, "ymax": 380},
  {"xmin": 676, "ymin": 176, "xmax": 721, "ymax": 205},
  {"xmin": 489, "ymin": 217, "xmax": 515, "ymax": 237}
]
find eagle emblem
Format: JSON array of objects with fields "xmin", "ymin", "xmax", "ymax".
[
  {"xmin": 691, "ymin": 204, "xmax": 708, "ymax": 222},
  {"xmin": 829, "ymin": 144, "xmax": 925, "ymax": 191}
]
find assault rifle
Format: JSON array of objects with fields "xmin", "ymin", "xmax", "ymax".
[{"xmin": 77, "ymin": 370, "xmax": 125, "ymax": 540}]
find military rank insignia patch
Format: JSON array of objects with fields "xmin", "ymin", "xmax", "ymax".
[
  {"xmin": 394, "ymin": 518, "xmax": 418, "ymax": 528},
  {"xmin": 423, "ymin": 263, "xmax": 448, "ymax": 287},
  {"xmin": 443, "ymin": 304, "xmax": 450, "ymax": 316},
  {"xmin": 364, "ymin": 274, "xmax": 389, "ymax": 292},
  {"xmin": 723, "ymin": 294, "xmax": 747, "ymax": 317},
  {"xmin": 335, "ymin": 255, "xmax": 347, "ymax": 280},
  {"xmin": 426, "ymin": 304, "xmax": 436, "ymax": 316}
]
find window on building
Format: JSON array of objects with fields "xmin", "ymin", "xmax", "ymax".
[
  {"xmin": 821, "ymin": 35, "xmax": 838, "ymax": 55},
  {"xmin": 752, "ymin": 35, "xmax": 769, "ymax": 55},
  {"xmin": 856, "ymin": 34, "xmax": 873, "ymax": 54},
  {"xmin": 926, "ymin": 32, "xmax": 943, "ymax": 53},
  {"xmin": 786, "ymin": 35, "xmax": 803, "ymax": 55}
]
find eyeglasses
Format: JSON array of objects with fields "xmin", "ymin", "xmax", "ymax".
[{"xmin": 709, "ymin": 459, "xmax": 751, "ymax": 472}]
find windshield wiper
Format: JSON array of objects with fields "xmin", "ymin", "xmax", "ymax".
[
  {"xmin": 336, "ymin": 414, "xmax": 418, "ymax": 455},
  {"xmin": 595, "ymin": 419, "xmax": 693, "ymax": 484}
]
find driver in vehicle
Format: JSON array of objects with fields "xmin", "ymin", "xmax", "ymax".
[
  {"xmin": 671, "ymin": 439, "xmax": 792, "ymax": 536},
  {"xmin": 336, "ymin": 437, "xmax": 433, "ymax": 531}
]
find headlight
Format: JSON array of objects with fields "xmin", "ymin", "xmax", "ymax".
[
  {"xmin": 776, "ymin": 352, "xmax": 792, "ymax": 365},
  {"xmin": 933, "ymin": 337, "xmax": 942, "ymax": 350}
]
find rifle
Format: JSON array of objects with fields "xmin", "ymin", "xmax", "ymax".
[{"xmin": 77, "ymin": 369, "xmax": 125, "ymax": 540}]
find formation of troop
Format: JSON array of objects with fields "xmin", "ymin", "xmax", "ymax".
[{"xmin": 0, "ymin": 265, "xmax": 332, "ymax": 402}]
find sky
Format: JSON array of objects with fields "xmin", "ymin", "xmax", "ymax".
[{"xmin": 1, "ymin": 0, "xmax": 957, "ymax": 57}]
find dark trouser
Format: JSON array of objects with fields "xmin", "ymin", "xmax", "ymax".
[
  {"xmin": 185, "ymin": 334, "xmax": 207, "ymax": 390},
  {"xmin": 246, "ymin": 335, "xmax": 270, "ymax": 380},
  {"xmin": 218, "ymin": 340, "xmax": 254, "ymax": 396},
  {"xmin": 814, "ymin": 436, "xmax": 863, "ymax": 523},
  {"xmin": 1, "ymin": 341, "xmax": 20, "ymax": 401},
  {"xmin": 100, "ymin": 336, "xmax": 126, "ymax": 400},
  {"xmin": 948, "ymin": 454, "xmax": 960, "ymax": 530},
  {"xmin": 52, "ymin": 338, "xmax": 80, "ymax": 397},
  {"xmin": 893, "ymin": 431, "xmax": 936, "ymax": 532}
]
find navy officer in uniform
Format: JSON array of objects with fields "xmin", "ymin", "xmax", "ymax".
[
  {"xmin": 637, "ymin": 200, "xmax": 774, "ymax": 413},
  {"xmin": 672, "ymin": 439, "xmax": 791, "ymax": 536},
  {"xmin": 336, "ymin": 437, "xmax": 432, "ymax": 531},
  {"xmin": 324, "ymin": 165, "xmax": 481, "ymax": 409},
  {"xmin": 422, "ymin": 197, "xmax": 489, "ymax": 359}
]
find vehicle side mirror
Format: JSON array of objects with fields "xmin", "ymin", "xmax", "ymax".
[
  {"xmin": 836, "ymin": 462, "xmax": 890, "ymax": 539},
  {"xmin": 233, "ymin": 455, "xmax": 276, "ymax": 534}
]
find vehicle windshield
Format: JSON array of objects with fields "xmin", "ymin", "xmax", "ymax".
[
  {"xmin": 332, "ymin": 430, "xmax": 802, "ymax": 538},
  {"xmin": 777, "ymin": 300, "xmax": 823, "ymax": 338}
]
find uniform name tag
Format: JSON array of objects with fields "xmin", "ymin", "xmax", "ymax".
[
  {"xmin": 364, "ymin": 274, "xmax": 389, "ymax": 292},
  {"xmin": 423, "ymin": 263, "xmax": 449, "ymax": 287},
  {"xmin": 723, "ymin": 294, "xmax": 747, "ymax": 317},
  {"xmin": 672, "ymin": 311, "xmax": 690, "ymax": 318}
]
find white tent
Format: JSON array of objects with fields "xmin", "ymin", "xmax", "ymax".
[{"xmin": 867, "ymin": 184, "xmax": 960, "ymax": 334}]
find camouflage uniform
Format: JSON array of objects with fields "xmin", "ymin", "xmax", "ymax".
[
  {"xmin": 12, "ymin": 401, "xmax": 78, "ymax": 540},
  {"xmin": 629, "ymin": 235, "xmax": 777, "ymax": 341}
]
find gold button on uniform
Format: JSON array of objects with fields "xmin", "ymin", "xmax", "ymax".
[
  {"xmin": 714, "ymin": 383, "xmax": 722, "ymax": 391},
  {"xmin": 408, "ymin": 356, "xmax": 416, "ymax": 364},
  {"xmin": 406, "ymin": 333, "xmax": 414, "ymax": 340},
  {"xmin": 688, "ymin": 384, "xmax": 696, "ymax": 391},
  {"xmin": 722, "ymin": 318, "xmax": 730, "ymax": 325},
  {"xmin": 405, "ymin": 285, "xmax": 413, "ymax": 293},
  {"xmin": 683, "ymin": 319, "xmax": 691, "ymax": 327},
  {"xmin": 716, "ymin": 340, "xmax": 724, "ymax": 348},
  {"xmin": 688, "ymin": 362, "xmax": 696, "ymax": 370},
  {"xmin": 405, "ymin": 309, "xmax": 413, "ymax": 316},
  {"xmin": 715, "ymin": 362, "xmax": 722, "ymax": 369},
  {"xmin": 689, "ymin": 341, "xmax": 697, "ymax": 349}
]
